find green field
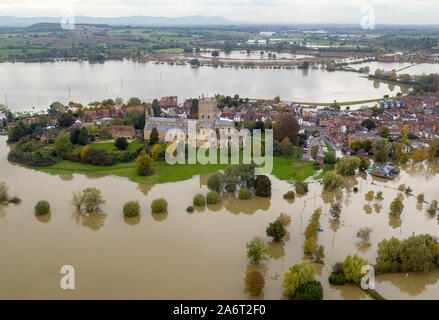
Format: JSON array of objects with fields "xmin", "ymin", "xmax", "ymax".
[
  {"xmin": 35, "ymin": 153, "xmax": 319, "ymax": 184},
  {"xmin": 88, "ymin": 139, "xmax": 144, "ymax": 152}
]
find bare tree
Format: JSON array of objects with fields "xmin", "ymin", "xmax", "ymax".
[{"xmin": 357, "ymin": 227, "xmax": 372, "ymax": 245}]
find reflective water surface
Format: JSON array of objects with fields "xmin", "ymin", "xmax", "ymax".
[
  {"xmin": 1, "ymin": 135, "xmax": 439, "ymax": 299},
  {"xmin": 0, "ymin": 60, "xmax": 402, "ymax": 111}
]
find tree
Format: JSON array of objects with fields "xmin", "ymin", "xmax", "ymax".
[
  {"xmin": 273, "ymin": 113, "xmax": 299, "ymax": 144},
  {"xmin": 311, "ymin": 145, "xmax": 319, "ymax": 160},
  {"xmin": 373, "ymin": 138, "xmax": 390, "ymax": 163},
  {"xmin": 303, "ymin": 237, "xmax": 317, "ymax": 256},
  {"xmin": 126, "ymin": 97, "xmax": 141, "ymax": 108},
  {"xmin": 389, "ymin": 70, "xmax": 397, "ymax": 81},
  {"xmin": 54, "ymin": 134, "xmax": 73, "ymax": 158},
  {"xmin": 206, "ymin": 191, "xmax": 220, "ymax": 204},
  {"xmin": 151, "ymin": 144, "xmax": 161, "ymax": 161},
  {"xmin": 365, "ymin": 191, "xmax": 375, "ymax": 202},
  {"xmin": 78, "ymin": 127, "xmax": 90, "ymax": 145},
  {"xmin": 255, "ymin": 175, "xmax": 271, "ymax": 197},
  {"xmin": 152, "ymin": 99, "xmax": 161, "ymax": 117},
  {"xmin": 390, "ymin": 194, "xmax": 404, "ymax": 216},
  {"xmin": 343, "ymin": 254, "xmax": 368, "ymax": 284},
  {"xmin": 295, "ymin": 182, "xmax": 309, "ymax": 194},
  {"xmin": 295, "ymin": 280, "xmax": 323, "ymax": 300},
  {"xmin": 245, "ymin": 269, "xmax": 265, "ymax": 296},
  {"xmin": 149, "ymin": 127, "xmax": 159, "ymax": 145},
  {"xmin": 357, "ymin": 155, "xmax": 370, "ymax": 171},
  {"xmin": 135, "ymin": 150, "xmax": 152, "ymax": 176},
  {"xmin": 324, "ymin": 151, "xmax": 337, "ymax": 164},
  {"xmin": 190, "ymin": 58, "xmax": 200, "ymax": 67},
  {"xmin": 207, "ymin": 172, "xmax": 223, "ymax": 193},
  {"xmin": 374, "ymin": 69, "xmax": 383, "ymax": 79},
  {"xmin": 329, "ymin": 202, "xmax": 342, "ymax": 219},
  {"xmin": 266, "ymin": 220, "xmax": 286, "ymax": 241},
  {"xmin": 114, "ymin": 137, "xmax": 128, "ymax": 150},
  {"xmin": 322, "ymin": 171, "xmax": 343, "ymax": 191},
  {"xmin": 350, "ymin": 140, "xmax": 362, "ymax": 152},
  {"xmin": 357, "ymin": 227, "xmax": 372, "ymax": 245},
  {"xmin": 8, "ymin": 121, "xmax": 31, "ymax": 142},
  {"xmin": 246, "ymin": 237, "xmax": 268, "ymax": 264},
  {"xmin": 126, "ymin": 109, "xmax": 144, "ymax": 129},
  {"xmin": 56, "ymin": 112, "xmax": 75, "ymax": 127},
  {"xmin": 282, "ymin": 261, "xmax": 315, "ymax": 299},
  {"xmin": 361, "ymin": 119, "xmax": 376, "ymax": 131},
  {"xmin": 190, "ymin": 99, "xmax": 199, "ymax": 116},
  {"xmin": 72, "ymin": 187, "xmax": 105, "ymax": 213},
  {"xmin": 335, "ymin": 155, "xmax": 361, "ymax": 176},
  {"xmin": 315, "ymin": 246, "xmax": 325, "ymax": 263},
  {"xmin": 282, "ymin": 143, "xmax": 294, "ymax": 156},
  {"xmin": 427, "ymin": 200, "xmax": 438, "ymax": 215},
  {"xmin": 380, "ymin": 126, "xmax": 390, "ymax": 138}
]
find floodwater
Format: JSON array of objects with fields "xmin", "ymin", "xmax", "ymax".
[
  {"xmin": 355, "ymin": 61, "xmax": 439, "ymax": 76},
  {"xmin": 1, "ymin": 135, "xmax": 439, "ymax": 299},
  {"xmin": 0, "ymin": 60, "xmax": 401, "ymax": 111},
  {"xmin": 198, "ymin": 50, "xmax": 313, "ymax": 61}
]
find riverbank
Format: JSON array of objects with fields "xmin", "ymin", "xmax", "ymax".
[{"xmin": 34, "ymin": 154, "xmax": 322, "ymax": 185}]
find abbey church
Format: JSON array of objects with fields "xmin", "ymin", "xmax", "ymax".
[{"xmin": 144, "ymin": 97, "xmax": 236, "ymax": 145}]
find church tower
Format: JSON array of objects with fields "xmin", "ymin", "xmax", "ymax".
[{"xmin": 198, "ymin": 97, "xmax": 218, "ymax": 124}]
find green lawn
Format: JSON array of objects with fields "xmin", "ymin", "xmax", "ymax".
[{"xmin": 89, "ymin": 139, "xmax": 144, "ymax": 153}]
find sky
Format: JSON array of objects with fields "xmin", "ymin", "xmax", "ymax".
[{"xmin": 0, "ymin": 0, "xmax": 438, "ymax": 25}]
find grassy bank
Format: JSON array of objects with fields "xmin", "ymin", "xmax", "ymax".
[{"xmin": 35, "ymin": 154, "xmax": 319, "ymax": 184}]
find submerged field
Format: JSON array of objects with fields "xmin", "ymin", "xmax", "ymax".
[{"xmin": 2, "ymin": 135, "xmax": 439, "ymax": 299}]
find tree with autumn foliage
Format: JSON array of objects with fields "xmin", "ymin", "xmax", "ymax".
[{"xmin": 273, "ymin": 113, "xmax": 299, "ymax": 145}]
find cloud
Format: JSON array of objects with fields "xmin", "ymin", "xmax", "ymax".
[{"xmin": 0, "ymin": 0, "xmax": 438, "ymax": 24}]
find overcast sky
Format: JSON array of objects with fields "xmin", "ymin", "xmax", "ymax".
[{"xmin": 1, "ymin": 0, "xmax": 438, "ymax": 24}]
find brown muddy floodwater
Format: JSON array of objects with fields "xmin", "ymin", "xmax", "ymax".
[{"xmin": 1, "ymin": 135, "xmax": 439, "ymax": 299}]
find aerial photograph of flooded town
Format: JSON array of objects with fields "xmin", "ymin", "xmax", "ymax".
[{"xmin": 2, "ymin": 0, "xmax": 439, "ymax": 309}]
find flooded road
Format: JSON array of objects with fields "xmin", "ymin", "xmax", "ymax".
[{"xmin": 1, "ymin": 135, "xmax": 439, "ymax": 299}]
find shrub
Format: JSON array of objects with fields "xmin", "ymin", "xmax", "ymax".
[
  {"xmin": 427, "ymin": 200, "xmax": 438, "ymax": 215},
  {"xmin": 246, "ymin": 237, "xmax": 268, "ymax": 264},
  {"xmin": 329, "ymin": 271, "xmax": 346, "ymax": 286},
  {"xmin": 282, "ymin": 261, "xmax": 315, "ymax": 299},
  {"xmin": 353, "ymin": 187, "xmax": 359, "ymax": 193},
  {"xmin": 245, "ymin": 269, "xmax": 265, "ymax": 296},
  {"xmin": 35, "ymin": 200, "xmax": 50, "ymax": 215},
  {"xmin": 295, "ymin": 182, "xmax": 309, "ymax": 194},
  {"xmin": 206, "ymin": 191, "xmax": 220, "ymax": 204},
  {"xmin": 193, "ymin": 193, "xmax": 205, "ymax": 206},
  {"xmin": 8, "ymin": 196, "xmax": 21, "ymax": 204},
  {"xmin": 303, "ymin": 237, "xmax": 317, "ymax": 256},
  {"xmin": 390, "ymin": 194, "xmax": 404, "ymax": 216},
  {"xmin": 295, "ymin": 280, "xmax": 323, "ymax": 300},
  {"xmin": 207, "ymin": 172, "xmax": 223, "ymax": 193},
  {"xmin": 255, "ymin": 175, "xmax": 271, "ymax": 197},
  {"xmin": 343, "ymin": 254, "xmax": 368, "ymax": 284},
  {"xmin": 186, "ymin": 205, "xmax": 194, "ymax": 212},
  {"xmin": 238, "ymin": 187, "xmax": 252, "ymax": 200},
  {"xmin": 283, "ymin": 190, "xmax": 295, "ymax": 200},
  {"xmin": 123, "ymin": 201, "xmax": 140, "ymax": 217},
  {"xmin": 151, "ymin": 198, "xmax": 168, "ymax": 213},
  {"xmin": 266, "ymin": 220, "xmax": 286, "ymax": 241},
  {"xmin": 136, "ymin": 150, "xmax": 152, "ymax": 176},
  {"xmin": 115, "ymin": 137, "xmax": 129, "ymax": 150},
  {"xmin": 282, "ymin": 143, "xmax": 294, "ymax": 156},
  {"xmin": 418, "ymin": 193, "xmax": 425, "ymax": 203}
]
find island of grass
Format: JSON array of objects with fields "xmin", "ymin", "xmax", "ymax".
[{"xmin": 27, "ymin": 136, "xmax": 328, "ymax": 184}]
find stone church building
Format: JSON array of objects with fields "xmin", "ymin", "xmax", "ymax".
[{"xmin": 144, "ymin": 97, "xmax": 236, "ymax": 146}]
